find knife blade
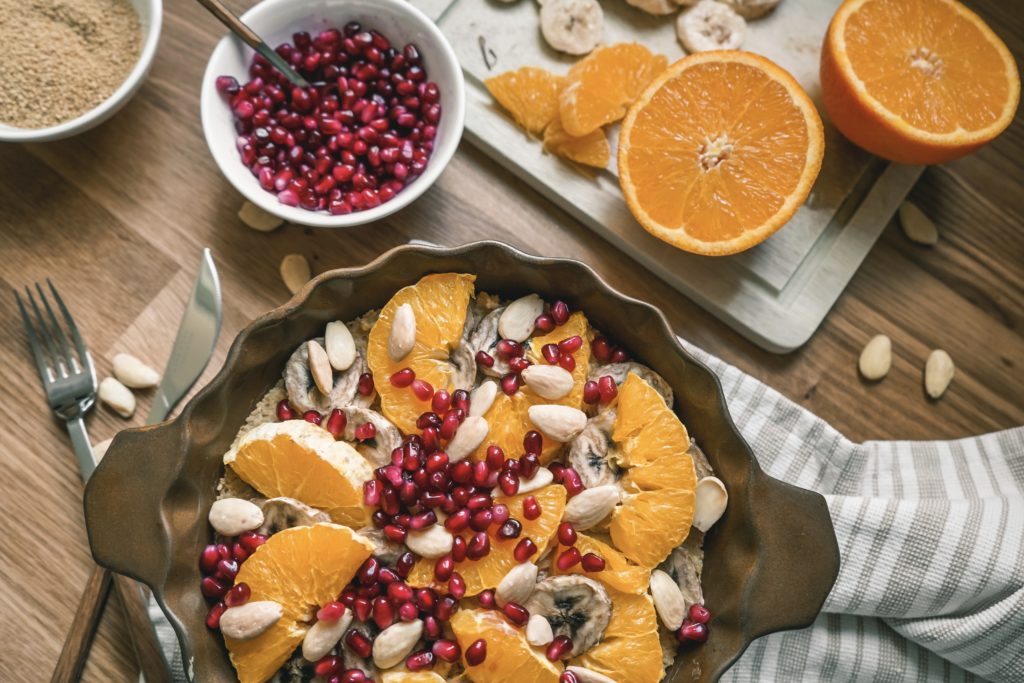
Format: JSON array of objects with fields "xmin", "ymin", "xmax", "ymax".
[{"xmin": 146, "ymin": 248, "xmax": 222, "ymax": 424}]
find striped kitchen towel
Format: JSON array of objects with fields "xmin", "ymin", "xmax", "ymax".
[{"xmin": 681, "ymin": 343, "xmax": 1024, "ymax": 683}]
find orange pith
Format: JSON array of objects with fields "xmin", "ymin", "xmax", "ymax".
[
  {"xmin": 450, "ymin": 609, "xmax": 562, "ymax": 683},
  {"xmin": 560, "ymin": 43, "xmax": 669, "ymax": 137},
  {"xmin": 543, "ymin": 117, "xmax": 610, "ymax": 169},
  {"xmin": 406, "ymin": 485, "xmax": 567, "ymax": 595},
  {"xmin": 548, "ymin": 532, "xmax": 650, "ymax": 594},
  {"xmin": 367, "ymin": 273, "xmax": 477, "ymax": 434},
  {"xmin": 608, "ymin": 373, "xmax": 697, "ymax": 567},
  {"xmin": 485, "ymin": 66, "xmax": 566, "ymax": 136},
  {"xmin": 618, "ymin": 51, "xmax": 825, "ymax": 256},
  {"xmin": 569, "ymin": 588, "xmax": 663, "ymax": 683},
  {"xmin": 821, "ymin": 0, "xmax": 1020, "ymax": 164},
  {"xmin": 226, "ymin": 420, "xmax": 372, "ymax": 527},
  {"xmin": 225, "ymin": 524, "xmax": 374, "ymax": 683}
]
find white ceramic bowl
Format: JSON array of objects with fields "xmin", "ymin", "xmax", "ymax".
[
  {"xmin": 200, "ymin": 0, "xmax": 465, "ymax": 228},
  {"xmin": 0, "ymin": 0, "xmax": 162, "ymax": 143}
]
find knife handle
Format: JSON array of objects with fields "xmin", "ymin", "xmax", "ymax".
[{"xmin": 51, "ymin": 565, "xmax": 112, "ymax": 683}]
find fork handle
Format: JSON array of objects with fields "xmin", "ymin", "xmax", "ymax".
[{"xmin": 67, "ymin": 416, "xmax": 97, "ymax": 481}]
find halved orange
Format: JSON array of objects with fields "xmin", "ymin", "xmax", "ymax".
[
  {"xmin": 543, "ymin": 117, "xmax": 610, "ymax": 169},
  {"xmin": 821, "ymin": 0, "xmax": 1020, "ymax": 164},
  {"xmin": 548, "ymin": 532, "xmax": 650, "ymax": 595},
  {"xmin": 608, "ymin": 373, "xmax": 697, "ymax": 567},
  {"xmin": 569, "ymin": 588, "xmax": 663, "ymax": 683},
  {"xmin": 560, "ymin": 43, "xmax": 669, "ymax": 137},
  {"xmin": 450, "ymin": 609, "xmax": 562, "ymax": 683},
  {"xmin": 406, "ymin": 485, "xmax": 566, "ymax": 595},
  {"xmin": 367, "ymin": 273, "xmax": 476, "ymax": 434},
  {"xmin": 226, "ymin": 421, "xmax": 372, "ymax": 528},
  {"xmin": 485, "ymin": 67, "xmax": 567, "ymax": 136},
  {"xmin": 618, "ymin": 51, "xmax": 825, "ymax": 256},
  {"xmin": 225, "ymin": 524, "xmax": 374, "ymax": 683}
]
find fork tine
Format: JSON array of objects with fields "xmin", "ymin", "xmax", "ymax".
[
  {"xmin": 48, "ymin": 279, "xmax": 91, "ymax": 372},
  {"xmin": 36, "ymin": 282, "xmax": 76, "ymax": 372},
  {"xmin": 14, "ymin": 291, "xmax": 54, "ymax": 384},
  {"xmin": 25, "ymin": 286, "xmax": 64, "ymax": 376}
]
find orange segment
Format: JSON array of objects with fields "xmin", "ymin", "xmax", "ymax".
[
  {"xmin": 485, "ymin": 67, "xmax": 567, "ymax": 136},
  {"xmin": 560, "ymin": 43, "xmax": 669, "ymax": 137},
  {"xmin": 543, "ymin": 117, "xmax": 610, "ymax": 169},
  {"xmin": 618, "ymin": 51, "xmax": 825, "ymax": 256},
  {"xmin": 407, "ymin": 485, "xmax": 566, "ymax": 594},
  {"xmin": 608, "ymin": 373, "xmax": 697, "ymax": 567},
  {"xmin": 450, "ymin": 609, "xmax": 562, "ymax": 683},
  {"xmin": 225, "ymin": 524, "xmax": 374, "ymax": 683},
  {"xmin": 548, "ymin": 532, "xmax": 650, "ymax": 594},
  {"xmin": 226, "ymin": 421, "xmax": 373, "ymax": 528},
  {"xmin": 367, "ymin": 273, "xmax": 476, "ymax": 434},
  {"xmin": 821, "ymin": 0, "xmax": 1019, "ymax": 164},
  {"xmin": 570, "ymin": 589, "xmax": 663, "ymax": 683},
  {"xmin": 381, "ymin": 673, "xmax": 447, "ymax": 683}
]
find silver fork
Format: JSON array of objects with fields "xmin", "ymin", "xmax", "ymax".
[{"xmin": 15, "ymin": 280, "xmax": 98, "ymax": 475}]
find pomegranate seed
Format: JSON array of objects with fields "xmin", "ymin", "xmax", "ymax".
[
  {"xmin": 549, "ymin": 463, "xmax": 566, "ymax": 482},
  {"xmin": 345, "ymin": 629, "xmax": 373, "ymax": 658},
  {"xmin": 475, "ymin": 350, "xmax": 494, "ymax": 367},
  {"xmin": 582, "ymin": 380, "xmax": 600, "ymax": 404},
  {"xmin": 598, "ymin": 375, "xmax": 618, "ymax": 404},
  {"xmin": 417, "ymin": 411, "xmax": 441, "ymax": 430},
  {"xmin": 411, "ymin": 379, "xmax": 434, "ymax": 401},
  {"xmin": 200, "ymin": 577, "xmax": 228, "ymax": 600},
  {"xmin": 423, "ymin": 614, "xmax": 442, "ymax": 639},
  {"xmin": 520, "ymin": 453, "xmax": 540, "ymax": 480},
  {"xmin": 491, "ymin": 503, "xmax": 510, "ymax": 524},
  {"xmin": 225, "ymin": 582, "xmax": 251, "ymax": 607},
  {"xmin": 557, "ymin": 523, "xmax": 577, "ymax": 546},
  {"xmin": 591, "ymin": 336, "xmax": 612, "ymax": 362},
  {"xmin": 557, "ymin": 547, "xmax": 582, "ymax": 570},
  {"xmin": 317, "ymin": 602, "xmax": 347, "ymax": 622},
  {"xmin": 363, "ymin": 479, "xmax": 382, "ymax": 506},
  {"xmin": 443, "ymin": 508, "xmax": 470, "ymax": 532},
  {"xmin": 383, "ymin": 524, "xmax": 407, "ymax": 543},
  {"xmin": 342, "ymin": 670, "xmax": 368, "ymax": 683},
  {"xmin": 428, "ymin": 389, "xmax": 451, "ymax": 413},
  {"xmin": 465, "ymin": 639, "xmax": 487, "ymax": 666},
  {"xmin": 689, "ymin": 604, "xmax": 712, "ymax": 624},
  {"xmin": 371, "ymin": 510, "xmax": 389, "ymax": 528},
  {"xmin": 541, "ymin": 343, "xmax": 560, "ymax": 364},
  {"xmin": 410, "ymin": 510, "xmax": 437, "ymax": 530},
  {"xmin": 451, "ymin": 535, "xmax": 467, "ymax": 562},
  {"xmin": 676, "ymin": 620, "xmax": 709, "ymax": 643},
  {"xmin": 561, "ymin": 673, "xmax": 579, "ymax": 683},
  {"xmin": 415, "ymin": 587, "xmax": 436, "ymax": 611},
  {"xmin": 434, "ymin": 595, "xmax": 458, "ymax": 621},
  {"xmin": 503, "ymin": 601, "xmax": 530, "ymax": 626},
  {"xmin": 546, "ymin": 635, "xmax": 573, "ymax": 661},
  {"xmin": 558, "ymin": 353, "xmax": 576, "ymax": 372},
  {"xmin": 396, "ymin": 552, "xmax": 416, "ymax": 578},
  {"xmin": 303, "ymin": 410, "xmax": 322, "ymax": 425},
  {"xmin": 522, "ymin": 496, "xmax": 541, "ymax": 520},
  {"xmin": 387, "ymin": 581, "xmax": 414, "ymax": 603},
  {"xmin": 523, "ymin": 431, "xmax": 543, "ymax": 456},
  {"xmin": 378, "ymin": 567, "xmax": 400, "ymax": 585},
  {"xmin": 450, "ymin": 460, "xmax": 472, "ymax": 484},
  {"xmin": 561, "ymin": 467, "xmax": 585, "ymax": 497},
  {"xmin": 216, "ymin": 75, "xmax": 240, "ymax": 96},
  {"xmin": 448, "ymin": 572, "xmax": 466, "ymax": 599},
  {"xmin": 232, "ymin": 542, "xmax": 249, "ymax": 562},
  {"xmin": 325, "ymin": 408, "xmax": 347, "ymax": 437},
  {"xmin": 486, "ymin": 445, "xmax": 505, "ymax": 470},
  {"xmin": 353, "ymin": 597, "xmax": 372, "ymax": 622},
  {"xmin": 275, "ymin": 399, "xmax": 295, "ymax": 421},
  {"xmin": 610, "ymin": 348, "xmax": 629, "ymax": 363},
  {"xmin": 558, "ymin": 336, "xmax": 583, "ymax": 354},
  {"xmin": 534, "ymin": 313, "xmax": 555, "ymax": 332},
  {"xmin": 357, "ymin": 372, "xmax": 375, "ymax": 395},
  {"xmin": 215, "ymin": 558, "xmax": 239, "ymax": 581},
  {"xmin": 205, "ymin": 601, "xmax": 227, "ymax": 629},
  {"xmin": 390, "ymin": 368, "xmax": 415, "ymax": 387},
  {"xmin": 551, "ymin": 301, "xmax": 570, "ymax": 324},
  {"xmin": 422, "ymin": 426, "xmax": 440, "ymax": 452},
  {"xmin": 497, "ymin": 519, "xmax": 522, "ymax": 539},
  {"xmin": 440, "ymin": 411, "xmax": 460, "ymax": 440},
  {"xmin": 432, "ymin": 638, "xmax": 461, "ymax": 663},
  {"xmin": 514, "ymin": 537, "xmax": 537, "ymax": 562},
  {"xmin": 199, "ymin": 545, "xmax": 220, "ymax": 574},
  {"xmin": 580, "ymin": 553, "xmax": 606, "ymax": 572},
  {"xmin": 372, "ymin": 596, "xmax": 394, "ymax": 629},
  {"xmin": 466, "ymin": 493, "xmax": 492, "ymax": 510},
  {"xmin": 398, "ymin": 601, "xmax": 419, "ymax": 621},
  {"xmin": 467, "ymin": 531, "xmax": 490, "ymax": 560},
  {"xmin": 434, "ymin": 555, "xmax": 454, "ymax": 581},
  {"xmin": 314, "ymin": 654, "xmax": 343, "ymax": 678},
  {"xmin": 495, "ymin": 339, "xmax": 522, "ymax": 359},
  {"xmin": 355, "ymin": 422, "xmax": 377, "ymax": 440},
  {"xmin": 469, "ymin": 509, "xmax": 493, "ymax": 532},
  {"xmin": 406, "ymin": 649, "xmax": 435, "ymax": 671},
  {"xmin": 500, "ymin": 373, "xmax": 520, "ymax": 395},
  {"xmin": 471, "ymin": 460, "xmax": 491, "ymax": 488},
  {"xmin": 509, "ymin": 357, "xmax": 531, "ymax": 373},
  {"xmin": 238, "ymin": 532, "xmax": 266, "ymax": 554},
  {"xmin": 452, "ymin": 389, "xmax": 470, "ymax": 413},
  {"xmin": 451, "ymin": 486, "xmax": 471, "ymax": 507}
]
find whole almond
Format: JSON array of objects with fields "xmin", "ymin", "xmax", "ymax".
[
  {"xmin": 388, "ymin": 303, "xmax": 417, "ymax": 361},
  {"xmin": 469, "ymin": 380, "xmax": 498, "ymax": 417},
  {"xmin": 565, "ymin": 666, "xmax": 617, "ymax": 683},
  {"xmin": 405, "ymin": 523, "xmax": 454, "ymax": 559},
  {"xmin": 516, "ymin": 467, "xmax": 554, "ymax": 494},
  {"xmin": 521, "ymin": 365, "xmax": 575, "ymax": 400},
  {"xmin": 238, "ymin": 201, "xmax": 284, "ymax": 232},
  {"xmin": 496, "ymin": 561, "xmax": 538, "ymax": 606},
  {"xmin": 306, "ymin": 340, "xmax": 333, "ymax": 396},
  {"xmin": 219, "ymin": 601, "xmax": 283, "ymax": 640},
  {"xmin": 112, "ymin": 353, "xmax": 160, "ymax": 389},
  {"xmin": 528, "ymin": 405, "xmax": 588, "ymax": 442},
  {"xmin": 324, "ymin": 321, "xmax": 356, "ymax": 371},
  {"xmin": 445, "ymin": 416, "xmax": 489, "ymax": 462},
  {"xmin": 858, "ymin": 334, "xmax": 891, "ymax": 381},
  {"xmin": 692, "ymin": 476, "xmax": 728, "ymax": 533},
  {"xmin": 563, "ymin": 485, "xmax": 621, "ymax": 530},
  {"xmin": 372, "ymin": 620, "xmax": 423, "ymax": 669},
  {"xmin": 99, "ymin": 377, "xmax": 135, "ymax": 418},
  {"xmin": 302, "ymin": 608, "xmax": 352, "ymax": 661},
  {"xmin": 898, "ymin": 201, "xmax": 939, "ymax": 246},
  {"xmin": 94, "ymin": 437, "xmax": 113, "ymax": 461},
  {"xmin": 650, "ymin": 569, "xmax": 686, "ymax": 630},
  {"xmin": 498, "ymin": 294, "xmax": 545, "ymax": 342},
  {"xmin": 209, "ymin": 498, "xmax": 265, "ymax": 536},
  {"xmin": 526, "ymin": 613, "xmax": 554, "ymax": 646},
  {"xmin": 280, "ymin": 254, "xmax": 311, "ymax": 294},
  {"xmin": 925, "ymin": 349, "xmax": 954, "ymax": 399}
]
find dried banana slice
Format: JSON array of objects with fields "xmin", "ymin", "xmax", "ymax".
[
  {"xmin": 676, "ymin": 0, "xmax": 746, "ymax": 53},
  {"xmin": 720, "ymin": 0, "xmax": 781, "ymax": 19},
  {"xmin": 524, "ymin": 575, "xmax": 612, "ymax": 656},
  {"xmin": 283, "ymin": 327, "xmax": 372, "ymax": 414},
  {"xmin": 566, "ymin": 410, "xmax": 622, "ymax": 488},
  {"xmin": 540, "ymin": 0, "xmax": 605, "ymax": 55},
  {"xmin": 626, "ymin": 0, "xmax": 679, "ymax": 15},
  {"xmin": 254, "ymin": 497, "xmax": 330, "ymax": 535},
  {"xmin": 589, "ymin": 362, "xmax": 673, "ymax": 408},
  {"xmin": 342, "ymin": 407, "xmax": 402, "ymax": 467}
]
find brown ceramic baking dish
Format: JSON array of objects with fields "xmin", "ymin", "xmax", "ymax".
[{"xmin": 84, "ymin": 241, "xmax": 839, "ymax": 682}]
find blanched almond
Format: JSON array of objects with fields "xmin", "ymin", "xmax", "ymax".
[
  {"xmin": 405, "ymin": 524, "xmax": 454, "ymax": 559},
  {"xmin": 388, "ymin": 303, "xmax": 416, "ymax": 361},
  {"xmin": 650, "ymin": 569, "xmax": 686, "ymax": 630},
  {"xmin": 516, "ymin": 467, "xmax": 555, "ymax": 494},
  {"xmin": 302, "ymin": 608, "xmax": 352, "ymax": 661},
  {"xmin": 372, "ymin": 620, "xmax": 423, "ymax": 669},
  {"xmin": 306, "ymin": 340, "xmax": 333, "ymax": 396},
  {"xmin": 445, "ymin": 416, "xmax": 489, "ymax": 462},
  {"xmin": 692, "ymin": 476, "xmax": 727, "ymax": 533},
  {"xmin": 99, "ymin": 377, "xmax": 135, "ymax": 418},
  {"xmin": 925, "ymin": 349, "xmax": 954, "ymax": 399},
  {"xmin": 469, "ymin": 380, "xmax": 498, "ymax": 417},
  {"xmin": 498, "ymin": 294, "xmax": 545, "ymax": 342},
  {"xmin": 898, "ymin": 201, "xmax": 938, "ymax": 246},
  {"xmin": 219, "ymin": 601, "xmax": 282, "ymax": 640},
  {"xmin": 858, "ymin": 334, "xmax": 892, "ymax": 381},
  {"xmin": 112, "ymin": 353, "xmax": 160, "ymax": 389},
  {"xmin": 280, "ymin": 254, "xmax": 311, "ymax": 294},
  {"xmin": 565, "ymin": 666, "xmax": 618, "ymax": 683},
  {"xmin": 208, "ymin": 498, "xmax": 265, "ymax": 536},
  {"xmin": 238, "ymin": 201, "xmax": 284, "ymax": 232},
  {"xmin": 528, "ymin": 405, "xmax": 587, "ymax": 442},
  {"xmin": 526, "ymin": 613, "xmax": 554, "ymax": 646},
  {"xmin": 521, "ymin": 365, "xmax": 575, "ymax": 400},
  {"xmin": 563, "ymin": 485, "xmax": 620, "ymax": 530},
  {"xmin": 324, "ymin": 321, "xmax": 356, "ymax": 371},
  {"xmin": 496, "ymin": 562, "xmax": 538, "ymax": 606}
]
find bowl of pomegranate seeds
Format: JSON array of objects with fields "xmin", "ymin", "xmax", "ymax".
[
  {"xmin": 85, "ymin": 242, "xmax": 840, "ymax": 682},
  {"xmin": 200, "ymin": 0, "xmax": 465, "ymax": 226}
]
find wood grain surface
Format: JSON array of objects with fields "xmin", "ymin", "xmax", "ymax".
[{"xmin": 0, "ymin": 0, "xmax": 1021, "ymax": 680}]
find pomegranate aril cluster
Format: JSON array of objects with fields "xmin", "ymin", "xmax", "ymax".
[
  {"xmin": 217, "ymin": 24, "xmax": 440, "ymax": 214},
  {"xmin": 199, "ymin": 531, "xmax": 267, "ymax": 629}
]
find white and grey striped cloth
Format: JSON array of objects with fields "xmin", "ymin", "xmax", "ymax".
[{"xmin": 157, "ymin": 343, "xmax": 1024, "ymax": 682}]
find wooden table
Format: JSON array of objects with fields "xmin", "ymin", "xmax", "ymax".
[{"xmin": 0, "ymin": 0, "xmax": 1021, "ymax": 679}]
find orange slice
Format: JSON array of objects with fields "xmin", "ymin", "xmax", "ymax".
[
  {"xmin": 607, "ymin": 373, "xmax": 697, "ymax": 567},
  {"xmin": 485, "ymin": 67, "xmax": 567, "ymax": 136},
  {"xmin": 225, "ymin": 524, "xmax": 374, "ymax": 683},
  {"xmin": 543, "ymin": 117, "xmax": 610, "ymax": 169},
  {"xmin": 381, "ymin": 673, "xmax": 447, "ymax": 683},
  {"xmin": 367, "ymin": 273, "xmax": 476, "ymax": 434},
  {"xmin": 472, "ymin": 312, "xmax": 591, "ymax": 463},
  {"xmin": 407, "ymin": 485, "xmax": 566, "ymax": 595},
  {"xmin": 821, "ymin": 0, "xmax": 1019, "ymax": 164},
  {"xmin": 450, "ymin": 609, "xmax": 562, "ymax": 683},
  {"xmin": 570, "ymin": 588, "xmax": 663, "ymax": 683},
  {"xmin": 548, "ymin": 532, "xmax": 650, "ymax": 595},
  {"xmin": 226, "ymin": 421, "xmax": 372, "ymax": 528},
  {"xmin": 618, "ymin": 51, "xmax": 825, "ymax": 256},
  {"xmin": 560, "ymin": 43, "xmax": 669, "ymax": 137}
]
